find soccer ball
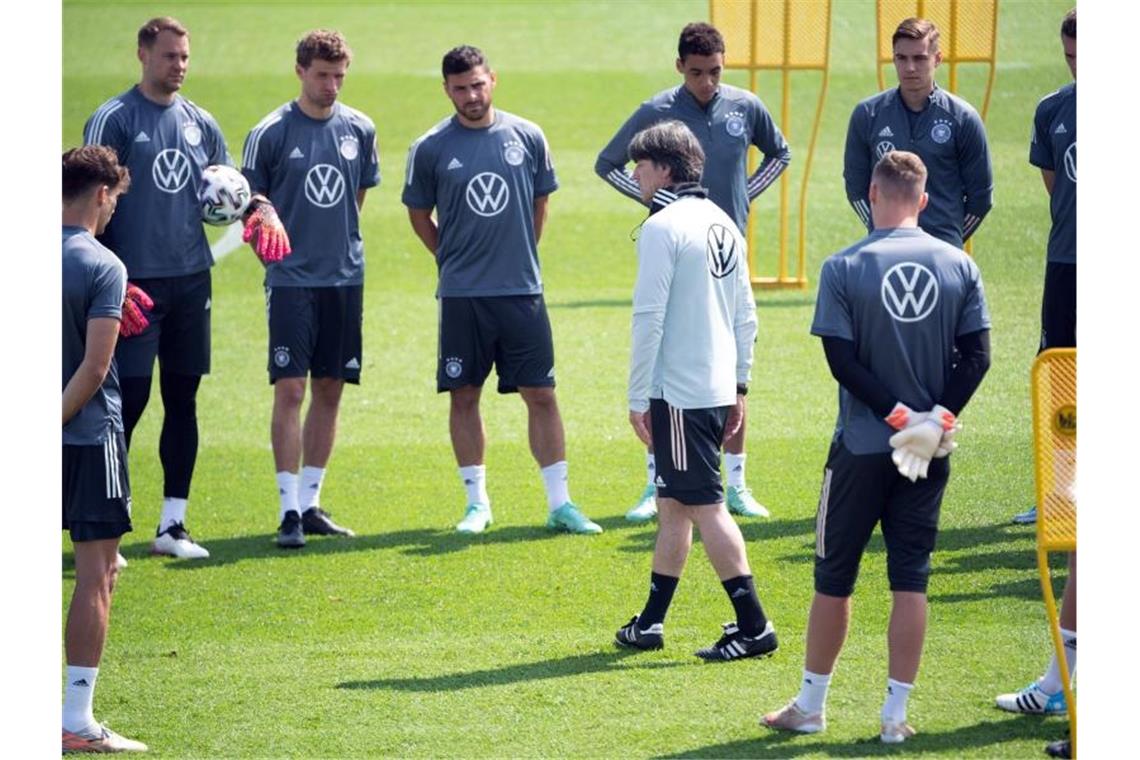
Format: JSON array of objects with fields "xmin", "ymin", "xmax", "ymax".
[{"xmin": 199, "ymin": 165, "xmax": 251, "ymax": 226}]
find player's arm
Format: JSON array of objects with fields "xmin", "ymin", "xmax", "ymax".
[
  {"xmin": 627, "ymin": 222, "xmax": 675, "ymax": 443},
  {"xmin": 240, "ymin": 124, "xmax": 291, "ymax": 262},
  {"xmin": 356, "ymin": 189, "xmax": 368, "ymax": 210},
  {"xmin": 62, "ymin": 318, "xmax": 120, "ymax": 425},
  {"xmin": 959, "ymin": 110, "xmax": 994, "ymax": 242},
  {"xmin": 1029, "ymin": 100, "xmax": 1057, "ymax": 198},
  {"xmin": 820, "ymin": 337, "xmax": 896, "ymax": 418},
  {"xmin": 533, "ymin": 194, "xmax": 550, "ymax": 243},
  {"xmin": 407, "ymin": 207, "xmax": 439, "ymax": 256},
  {"xmin": 1040, "ymin": 169, "xmax": 1056, "ymax": 195},
  {"xmin": 357, "ymin": 129, "xmax": 381, "ymax": 212},
  {"xmin": 936, "ymin": 329, "xmax": 991, "ymax": 415},
  {"xmin": 595, "ymin": 108, "xmax": 649, "ymax": 205},
  {"xmin": 843, "ymin": 105, "xmax": 873, "ymax": 231},
  {"xmin": 733, "ymin": 240, "xmax": 758, "ymax": 388},
  {"xmin": 746, "ymin": 101, "xmax": 791, "ymax": 201}
]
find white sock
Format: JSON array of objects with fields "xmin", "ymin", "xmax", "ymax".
[
  {"xmin": 159, "ymin": 497, "xmax": 188, "ymax": 532},
  {"xmin": 458, "ymin": 465, "xmax": 489, "ymax": 506},
  {"xmin": 1038, "ymin": 627, "xmax": 1077, "ymax": 693},
  {"xmin": 277, "ymin": 471, "xmax": 299, "ymax": 521},
  {"xmin": 300, "ymin": 466, "xmax": 326, "ymax": 512},
  {"xmin": 725, "ymin": 452, "xmax": 746, "ymax": 489},
  {"xmin": 794, "ymin": 669, "xmax": 831, "ymax": 715},
  {"xmin": 541, "ymin": 460, "xmax": 571, "ymax": 511},
  {"xmin": 881, "ymin": 678, "xmax": 913, "ymax": 724},
  {"xmin": 646, "ymin": 453, "xmax": 656, "ymax": 486},
  {"xmin": 63, "ymin": 665, "xmax": 98, "ymax": 733}
]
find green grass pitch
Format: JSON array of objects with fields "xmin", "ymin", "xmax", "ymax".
[{"xmin": 63, "ymin": 1, "xmax": 1074, "ymax": 756}]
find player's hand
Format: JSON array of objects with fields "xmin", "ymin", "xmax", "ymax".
[
  {"xmin": 242, "ymin": 195, "xmax": 292, "ymax": 263},
  {"xmin": 723, "ymin": 394, "xmax": 746, "ymax": 443},
  {"xmin": 120, "ymin": 283, "xmax": 154, "ymax": 338},
  {"xmin": 934, "ymin": 420, "xmax": 962, "ymax": 459},
  {"xmin": 888, "ymin": 405, "xmax": 957, "ymax": 480},
  {"xmin": 629, "ymin": 409, "xmax": 652, "ymax": 446}
]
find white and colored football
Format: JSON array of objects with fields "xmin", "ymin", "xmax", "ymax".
[{"xmin": 199, "ymin": 165, "xmax": 252, "ymax": 226}]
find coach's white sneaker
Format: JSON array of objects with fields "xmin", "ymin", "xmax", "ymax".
[
  {"xmin": 151, "ymin": 522, "xmax": 210, "ymax": 559},
  {"xmin": 456, "ymin": 503, "xmax": 492, "ymax": 534}
]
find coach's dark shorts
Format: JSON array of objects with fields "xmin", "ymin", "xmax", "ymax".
[
  {"xmin": 813, "ymin": 436, "xmax": 950, "ymax": 597},
  {"xmin": 63, "ymin": 432, "xmax": 133, "ymax": 542},
  {"xmin": 116, "ymin": 270, "xmax": 211, "ymax": 378},
  {"xmin": 437, "ymin": 295, "xmax": 555, "ymax": 394},
  {"xmin": 267, "ymin": 285, "xmax": 363, "ymax": 384},
  {"xmin": 649, "ymin": 398, "xmax": 730, "ymax": 506},
  {"xmin": 1040, "ymin": 262, "xmax": 1076, "ymax": 350}
]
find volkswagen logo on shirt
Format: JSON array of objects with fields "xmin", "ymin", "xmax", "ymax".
[
  {"xmin": 152, "ymin": 149, "xmax": 192, "ymax": 193},
  {"xmin": 304, "ymin": 164, "xmax": 346, "ymax": 208},
  {"xmin": 465, "ymin": 172, "xmax": 510, "ymax": 217},
  {"xmin": 706, "ymin": 224, "xmax": 739, "ymax": 279},
  {"xmin": 1064, "ymin": 142, "xmax": 1076, "ymax": 183},
  {"xmin": 875, "ymin": 140, "xmax": 896, "ymax": 160},
  {"xmin": 881, "ymin": 262, "xmax": 939, "ymax": 322}
]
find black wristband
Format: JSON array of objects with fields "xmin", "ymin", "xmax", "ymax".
[{"xmin": 736, "ymin": 385, "xmax": 748, "ymax": 396}]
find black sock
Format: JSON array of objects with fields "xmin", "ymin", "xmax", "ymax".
[
  {"xmin": 722, "ymin": 575, "xmax": 768, "ymax": 635},
  {"xmin": 638, "ymin": 572, "xmax": 680, "ymax": 628}
]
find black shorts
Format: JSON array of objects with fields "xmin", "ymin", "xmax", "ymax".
[
  {"xmin": 649, "ymin": 398, "xmax": 730, "ymax": 506},
  {"xmin": 267, "ymin": 285, "xmax": 363, "ymax": 384},
  {"xmin": 62, "ymin": 432, "xmax": 133, "ymax": 542},
  {"xmin": 116, "ymin": 270, "xmax": 211, "ymax": 377},
  {"xmin": 1040, "ymin": 262, "xmax": 1076, "ymax": 350},
  {"xmin": 813, "ymin": 437, "xmax": 949, "ymax": 597},
  {"xmin": 437, "ymin": 295, "xmax": 555, "ymax": 394}
]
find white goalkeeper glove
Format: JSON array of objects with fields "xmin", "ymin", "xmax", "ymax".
[{"xmin": 888, "ymin": 405, "xmax": 957, "ymax": 482}]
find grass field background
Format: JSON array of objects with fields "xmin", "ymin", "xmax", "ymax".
[{"xmin": 62, "ymin": 1, "xmax": 1075, "ymax": 756}]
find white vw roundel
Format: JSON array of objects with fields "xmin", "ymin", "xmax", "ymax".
[
  {"xmin": 706, "ymin": 224, "xmax": 739, "ymax": 279},
  {"xmin": 1064, "ymin": 142, "xmax": 1076, "ymax": 183},
  {"xmin": 304, "ymin": 163, "xmax": 346, "ymax": 208},
  {"xmin": 875, "ymin": 140, "xmax": 895, "ymax": 159},
  {"xmin": 465, "ymin": 172, "xmax": 510, "ymax": 217},
  {"xmin": 881, "ymin": 262, "xmax": 939, "ymax": 322},
  {"xmin": 152, "ymin": 149, "xmax": 192, "ymax": 193}
]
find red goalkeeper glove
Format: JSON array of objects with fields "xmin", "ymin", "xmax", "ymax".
[
  {"xmin": 242, "ymin": 195, "xmax": 292, "ymax": 263},
  {"xmin": 120, "ymin": 283, "xmax": 154, "ymax": 338}
]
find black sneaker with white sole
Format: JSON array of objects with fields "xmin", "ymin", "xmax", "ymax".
[
  {"xmin": 614, "ymin": 615, "xmax": 664, "ymax": 650},
  {"xmin": 277, "ymin": 511, "xmax": 305, "ymax": 548},
  {"xmin": 695, "ymin": 620, "xmax": 778, "ymax": 661},
  {"xmin": 301, "ymin": 507, "xmax": 356, "ymax": 537}
]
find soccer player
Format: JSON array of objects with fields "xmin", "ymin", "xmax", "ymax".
[
  {"xmin": 596, "ymin": 22, "xmax": 790, "ymax": 523},
  {"xmin": 82, "ymin": 17, "xmax": 235, "ymax": 559},
  {"xmin": 762, "ymin": 151, "xmax": 990, "ymax": 743},
  {"xmin": 242, "ymin": 29, "xmax": 379, "ymax": 549},
  {"xmin": 62, "ymin": 146, "xmax": 147, "ymax": 753},
  {"xmin": 614, "ymin": 121, "xmax": 777, "ymax": 661},
  {"xmin": 996, "ymin": 13, "xmax": 1076, "ymax": 742},
  {"xmin": 403, "ymin": 45, "xmax": 601, "ymax": 536},
  {"xmin": 844, "ymin": 18, "xmax": 993, "ymax": 250}
]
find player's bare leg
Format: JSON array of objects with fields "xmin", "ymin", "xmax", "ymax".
[
  {"xmin": 297, "ymin": 378, "xmax": 353, "ymax": 537},
  {"xmin": 888, "ymin": 591, "xmax": 927, "ymax": 683},
  {"xmin": 690, "ymin": 502, "xmax": 750, "ymax": 580},
  {"xmin": 653, "ymin": 498, "xmax": 693, "ymax": 576},
  {"xmin": 273, "ymin": 377, "xmax": 307, "ymax": 547},
  {"xmin": 616, "ymin": 498, "xmax": 690, "ymax": 649},
  {"xmin": 450, "ymin": 385, "xmax": 494, "ymax": 533},
  {"xmin": 520, "ymin": 386, "xmax": 600, "ymax": 533},
  {"xmin": 763, "ymin": 592, "xmax": 847, "ymax": 733}
]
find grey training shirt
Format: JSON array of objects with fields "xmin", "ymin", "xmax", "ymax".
[
  {"xmin": 84, "ymin": 87, "xmax": 231, "ymax": 278},
  {"xmin": 243, "ymin": 101, "xmax": 381, "ymax": 287},
  {"xmin": 811, "ymin": 227, "xmax": 990, "ymax": 455},
  {"xmin": 403, "ymin": 110, "xmax": 558, "ymax": 297},
  {"xmin": 1030, "ymin": 83, "xmax": 1076, "ymax": 264},
  {"xmin": 63, "ymin": 226, "xmax": 127, "ymax": 445}
]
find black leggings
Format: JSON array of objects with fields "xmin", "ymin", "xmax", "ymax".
[{"xmin": 121, "ymin": 371, "xmax": 201, "ymax": 500}]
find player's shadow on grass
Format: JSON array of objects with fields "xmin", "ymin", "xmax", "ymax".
[
  {"xmin": 616, "ymin": 516, "xmax": 818, "ymax": 554},
  {"xmin": 337, "ymin": 649, "xmax": 681, "ymax": 692},
  {"xmin": 653, "ymin": 716, "xmax": 1064, "ymax": 758},
  {"xmin": 146, "ymin": 524, "xmax": 612, "ymax": 569}
]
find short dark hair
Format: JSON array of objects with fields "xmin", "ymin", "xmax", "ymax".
[
  {"xmin": 1061, "ymin": 9, "xmax": 1076, "ymax": 39},
  {"xmin": 678, "ymin": 22, "xmax": 725, "ymax": 59},
  {"xmin": 892, "ymin": 17, "xmax": 940, "ymax": 53},
  {"xmin": 63, "ymin": 146, "xmax": 130, "ymax": 201},
  {"xmin": 138, "ymin": 16, "xmax": 188, "ymax": 49},
  {"xmin": 872, "ymin": 150, "xmax": 927, "ymax": 204},
  {"xmin": 296, "ymin": 29, "xmax": 352, "ymax": 68},
  {"xmin": 628, "ymin": 120, "xmax": 705, "ymax": 184},
  {"xmin": 442, "ymin": 45, "xmax": 487, "ymax": 79}
]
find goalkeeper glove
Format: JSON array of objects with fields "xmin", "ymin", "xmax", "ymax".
[
  {"xmin": 934, "ymin": 420, "xmax": 962, "ymax": 458},
  {"xmin": 885, "ymin": 402, "xmax": 922, "ymax": 430},
  {"xmin": 242, "ymin": 194, "xmax": 292, "ymax": 263},
  {"xmin": 120, "ymin": 283, "xmax": 154, "ymax": 338},
  {"xmin": 888, "ymin": 405, "xmax": 957, "ymax": 481}
]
